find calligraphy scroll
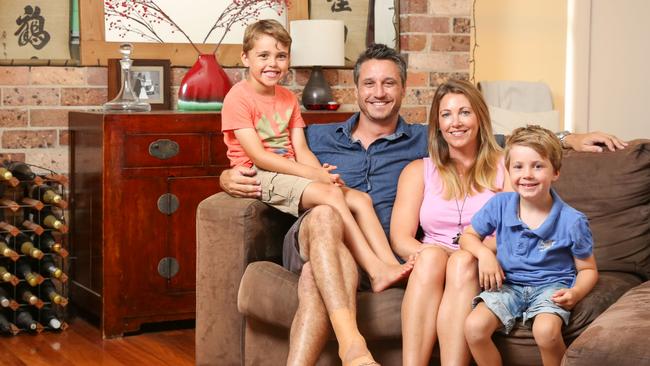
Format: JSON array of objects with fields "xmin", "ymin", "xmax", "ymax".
[
  {"xmin": 0, "ymin": 1, "xmax": 70, "ymax": 63},
  {"xmin": 310, "ymin": 0, "xmax": 369, "ymax": 67}
]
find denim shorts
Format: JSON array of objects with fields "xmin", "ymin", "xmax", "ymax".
[{"xmin": 472, "ymin": 282, "xmax": 571, "ymax": 334}]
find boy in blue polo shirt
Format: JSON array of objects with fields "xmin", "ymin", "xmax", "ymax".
[{"xmin": 460, "ymin": 125, "xmax": 598, "ymax": 366}]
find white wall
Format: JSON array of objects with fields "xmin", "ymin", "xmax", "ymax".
[
  {"xmin": 585, "ymin": 0, "xmax": 650, "ymax": 140},
  {"xmin": 473, "ymin": 0, "xmax": 567, "ymax": 131}
]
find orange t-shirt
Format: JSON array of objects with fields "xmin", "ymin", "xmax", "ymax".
[{"xmin": 221, "ymin": 81, "xmax": 306, "ymax": 167}]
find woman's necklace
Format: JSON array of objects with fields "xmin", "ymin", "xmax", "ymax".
[{"xmin": 452, "ymin": 193, "xmax": 469, "ymax": 245}]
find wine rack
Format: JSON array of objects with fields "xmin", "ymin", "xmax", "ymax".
[{"xmin": 0, "ymin": 162, "xmax": 69, "ymax": 335}]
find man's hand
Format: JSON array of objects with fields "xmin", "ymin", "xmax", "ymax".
[
  {"xmin": 219, "ymin": 166, "xmax": 261, "ymax": 198},
  {"xmin": 564, "ymin": 131, "xmax": 628, "ymax": 152}
]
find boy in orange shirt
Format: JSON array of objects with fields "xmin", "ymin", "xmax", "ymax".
[{"xmin": 221, "ymin": 19, "xmax": 412, "ymax": 366}]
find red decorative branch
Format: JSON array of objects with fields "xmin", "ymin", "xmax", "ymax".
[{"xmin": 104, "ymin": 0, "xmax": 289, "ymax": 56}]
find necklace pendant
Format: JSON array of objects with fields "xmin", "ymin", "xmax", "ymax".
[{"xmin": 452, "ymin": 232, "xmax": 461, "ymax": 245}]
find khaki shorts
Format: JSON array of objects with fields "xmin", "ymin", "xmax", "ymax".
[{"xmin": 255, "ymin": 167, "xmax": 312, "ymax": 217}]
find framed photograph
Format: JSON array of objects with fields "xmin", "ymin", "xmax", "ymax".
[{"xmin": 107, "ymin": 59, "xmax": 171, "ymax": 110}]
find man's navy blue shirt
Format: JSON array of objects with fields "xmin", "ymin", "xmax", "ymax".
[{"xmin": 305, "ymin": 113, "xmax": 429, "ymax": 235}]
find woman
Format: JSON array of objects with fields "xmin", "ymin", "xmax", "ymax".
[{"xmin": 390, "ymin": 79, "xmax": 511, "ymax": 366}]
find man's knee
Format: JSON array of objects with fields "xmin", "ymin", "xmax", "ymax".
[{"xmin": 304, "ymin": 205, "xmax": 344, "ymax": 232}]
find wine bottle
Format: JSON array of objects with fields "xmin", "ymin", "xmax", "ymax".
[
  {"xmin": 28, "ymin": 208, "xmax": 68, "ymax": 234},
  {"xmin": 0, "ymin": 265, "xmax": 18, "ymax": 285},
  {"xmin": 0, "ymin": 286, "xmax": 13, "ymax": 308},
  {"xmin": 15, "ymin": 309, "xmax": 38, "ymax": 331},
  {"xmin": 32, "ymin": 232, "xmax": 68, "ymax": 258},
  {"xmin": 21, "ymin": 219, "xmax": 44, "ymax": 236},
  {"xmin": 42, "ymin": 280, "xmax": 68, "ymax": 306},
  {"xmin": 41, "ymin": 306, "xmax": 63, "ymax": 330},
  {"xmin": 0, "ymin": 238, "xmax": 19, "ymax": 261},
  {"xmin": 0, "ymin": 167, "xmax": 19, "ymax": 187},
  {"xmin": 0, "ymin": 312, "xmax": 19, "ymax": 335},
  {"xmin": 41, "ymin": 257, "xmax": 66, "ymax": 282},
  {"xmin": 16, "ymin": 259, "xmax": 44, "ymax": 287},
  {"xmin": 29, "ymin": 184, "xmax": 68, "ymax": 209},
  {"xmin": 5, "ymin": 161, "xmax": 35, "ymax": 181},
  {"xmin": 17, "ymin": 283, "xmax": 43, "ymax": 307},
  {"xmin": 16, "ymin": 234, "xmax": 44, "ymax": 259}
]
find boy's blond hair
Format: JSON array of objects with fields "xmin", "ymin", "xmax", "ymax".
[
  {"xmin": 505, "ymin": 125, "xmax": 563, "ymax": 173},
  {"xmin": 242, "ymin": 19, "xmax": 291, "ymax": 53}
]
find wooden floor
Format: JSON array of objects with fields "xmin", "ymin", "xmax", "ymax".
[{"xmin": 0, "ymin": 316, "xmax": 195, "ymax": 365}]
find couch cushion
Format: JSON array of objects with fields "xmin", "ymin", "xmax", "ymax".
[
  {"xmin": 238, "ymin": 261, "xmax": 404, "ymax": 339},
  {"xmin": 553, "ymin": 140, "xmax": 650, "ymax": 277},
  {"xmin": 563, "ymin": 280, "xmax": 650, "ymax": 366},
  {"xmin": 495, "ymin": 271, "xmax": 643, "ymax": 366}
]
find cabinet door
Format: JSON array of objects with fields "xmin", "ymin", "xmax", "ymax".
[{"xmin": 166, "ymin": 176, "xmax": 221, "ymax": 293}]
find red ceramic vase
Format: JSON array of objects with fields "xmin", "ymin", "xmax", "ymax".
[{"xmin": 177, "ymin": 54, "xmax": 232, "ymax": 111}]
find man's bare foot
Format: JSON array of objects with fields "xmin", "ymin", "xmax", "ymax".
[
  {"xmin": 370, "ymin": 262, "xmax": 413, "ymax": 292},
  {"xmin": 341, "ymin": 339, "xmax": 378, "ymax": 366}
]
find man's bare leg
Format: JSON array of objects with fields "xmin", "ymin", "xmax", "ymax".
[
  {"xmin": 437, "ymin": 250, "xmax": 480, "ymax": 366},
  {"xmin": 302, "ymin": 183, "xmax": 411, "ymax": 293},
  {"xmin": 287, "ymin": 262, "xmax": 330, "ymax": 366},
  {"xmin": 292, "ymin": 205, "xmax": 376, "ymax": 366},
  {"xmin": 401, "ymin": 247, "xmax": 448, "ymax": 366}
]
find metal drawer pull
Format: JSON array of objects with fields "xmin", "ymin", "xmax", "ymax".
[
  {"xmin": 157, "ymin": 193, "xmax": 179, "ymax": 215},
  {"xmin": 158, "ymin": 257, "xmax": 179, "ymax": 279},
  {"xmin": 148, "ymin": 139, "xmax": 179, "ymax": 159}
]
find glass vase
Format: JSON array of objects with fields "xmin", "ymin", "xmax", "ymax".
[{"xmin": 177, "ymin": 54, "xmax": 232, "ymax": 111}]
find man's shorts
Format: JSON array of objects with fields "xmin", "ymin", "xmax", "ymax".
[
  {"xmin": 255, "ymin": 167, "xmax": 312, "ymax": 217},
  {"xmin": 282, "ymin": 209, "xmax": 371, "ymax": 290},
  {"xmin": 472, "ymin": 282, "xmax": 571, "ymax": 334}
]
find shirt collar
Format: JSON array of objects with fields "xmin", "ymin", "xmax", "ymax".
[
  {"xmin": 336, "ymin": 113, "xmax": 411, "ymax": 142},
  {"xmin": 504, "ymin": 189, "xmax": 564, "ymax": 238}
]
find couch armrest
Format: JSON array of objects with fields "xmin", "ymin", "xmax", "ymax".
[{"xmin": 196, "ymin": 192, "xmax": 295, "ymax": 366}]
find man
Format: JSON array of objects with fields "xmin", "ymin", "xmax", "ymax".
[{"xmin": 220, "ymin": 44, "xmax": 626, "ymax": 366}]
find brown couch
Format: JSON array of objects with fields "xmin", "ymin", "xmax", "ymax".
[{"xmin": 196, "ymin": 140, "xmax": 650, "ymax": 366}]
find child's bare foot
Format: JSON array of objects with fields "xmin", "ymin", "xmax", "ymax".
[
  {"xmin": 370, "ymin": 262, "xmax": 413, "ymax": 292},
  {"xmin": 341, "ymin": 339, "xmax": 378, "ymax": 366}
]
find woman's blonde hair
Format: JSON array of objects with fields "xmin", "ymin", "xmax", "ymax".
[{"xmin": 427, "ymin": 79, "xmax": 502, "ymax": 200}]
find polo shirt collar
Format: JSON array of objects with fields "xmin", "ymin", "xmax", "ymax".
[
  {"xmin": 504, "ymin": 189, "xmax": 564, "ymax": 239},
  {"xmin": 336, "ymin": 113, "xmax": 411, "ymax": 142}
]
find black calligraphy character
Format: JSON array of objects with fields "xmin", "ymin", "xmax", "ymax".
[
  {"xmin": 15, "ymin": 6, "xmax": 51, "ymax": 50},
  {"xmin": 327, "ymin": 0, "xmax": 352, "ymax": 12}
]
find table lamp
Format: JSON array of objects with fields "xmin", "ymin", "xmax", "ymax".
[{"xmin": 290, "ymin": 20, "xmax": 345, "ymax": 110}]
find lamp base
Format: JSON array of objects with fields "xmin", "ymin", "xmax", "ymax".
[{"xmin": 302, "ymin": 66, "xmax": 335, "ymax": 109}]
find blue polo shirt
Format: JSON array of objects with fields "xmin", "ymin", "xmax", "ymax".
[
  {"xmin": 471, "ymin": 190, "xmax": 593, "ymax": 287},
  {"xmin": 305, "ymin": 113, "xmax": 428, "ymax": 235}
]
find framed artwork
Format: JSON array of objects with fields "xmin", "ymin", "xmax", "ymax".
[
  {"xmin": 310, "ymin": 0, "xmax": 399, "ymax": 67},
  {"xmin": 79, "ymin": 0, "xmax": 308, "ymax": 66},
  {"xmin": 107, "ymin": 59, "xmax": 171, "ymax": 110}
]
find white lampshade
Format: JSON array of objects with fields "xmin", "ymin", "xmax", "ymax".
[{"xmin": 290, "ymin": 20, "xmax": 345, "ymax": 67}]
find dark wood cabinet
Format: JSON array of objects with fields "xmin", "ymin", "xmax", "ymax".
[{"xmin": 68, "ymin": 110, "xmax": 353, "ymax": 338}]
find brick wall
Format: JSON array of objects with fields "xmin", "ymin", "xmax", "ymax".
[{"xmin": 0, "ymin": 0, "xmax": 471, "ymax": 173}]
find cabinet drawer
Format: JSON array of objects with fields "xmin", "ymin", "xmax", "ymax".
[{"xmin": 123, "ymin": 133, "xmax": 207, "ymax": 168}]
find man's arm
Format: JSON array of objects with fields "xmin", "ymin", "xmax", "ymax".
[
  {"xmin": 219, "ymin": 166, "xmax": 262, "ymax": 198},
  {"xmin": 561, "ymin": 131, "xmax": 627, "ymax": 152}
]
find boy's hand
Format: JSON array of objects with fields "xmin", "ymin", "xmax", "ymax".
[
  {"xmin": 322, "ymin": 163, "xmax": 346, "ymax": 186},
  {"xmin": 220, "ymin": 166, "xmax": 261, "ymax": 198},
  {"xmin": 551, "ymin": 288, "xmax": 579, "ymax": 309},
  {"xmin": 477, "ymin": 252, "xmax": 505, "ymax": 291}
]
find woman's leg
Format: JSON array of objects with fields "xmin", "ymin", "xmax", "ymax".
[
  {"xmin": 532, "ymin": 313, "xmax": 565, "ymax": 366},
  {"xmin": 341, "ymin": 187, "xmax": 399, "ymax": 265},
  {"xmin": 437, "ymin": 249, "xmax": 480, "ymax": 366},
  {"xmin": 464, "ymin": 303, "xmax": 502, "ymax": 366},
  {"xmin": 402, "ymin": 246, "xmax": 448, "ymax": 366},
  {"xmin": 301, "ymin": 182, "xmax": 411, "ymax": 292}
]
